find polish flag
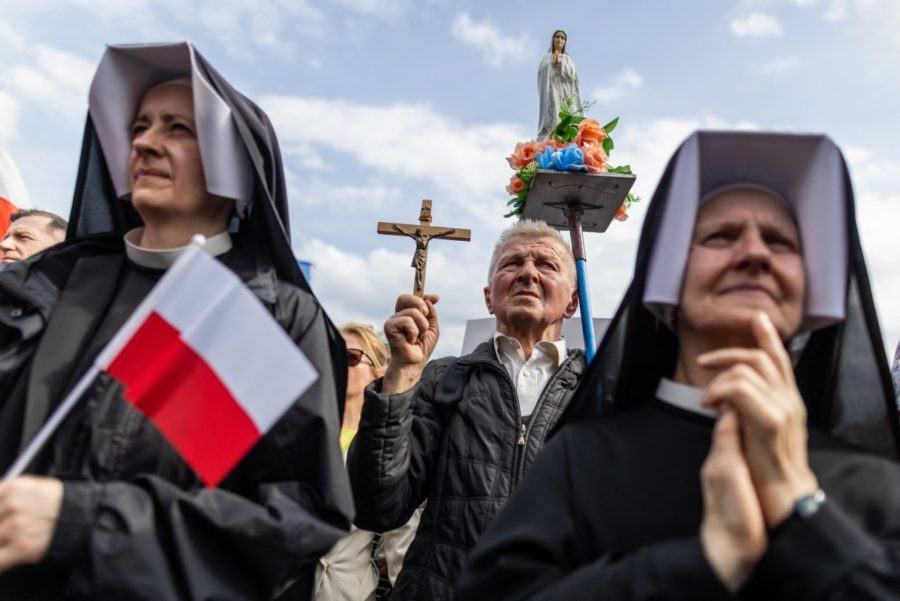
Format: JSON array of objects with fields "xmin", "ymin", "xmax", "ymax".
[
  {"xmin": 6, "ymin": 239, "xmax": 318, "ymax": 486},
  {"xmin": 0, "ymin": 143, "xmax": 31, "ymax": 238}
]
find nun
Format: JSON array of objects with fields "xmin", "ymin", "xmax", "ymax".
[
  {"xmin": 0, "ymin": 43, "xmax": 352, "ymax": 599},
  {"xmin": 456, "ymin": 131, "xmax": 900, "ymax": 600}
]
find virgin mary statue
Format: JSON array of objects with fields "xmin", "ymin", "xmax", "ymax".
[{"xmin": 537, "ymin": 29, "xmax": 581, "ymax": 140}]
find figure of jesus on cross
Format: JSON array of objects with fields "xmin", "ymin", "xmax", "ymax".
[{"xmin": 378, "ymin": 200, "xmax": 471, "ymax": 297}]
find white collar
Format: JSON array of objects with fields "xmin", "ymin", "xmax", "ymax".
[
  {"xmin": 492, "ymin": 332, "xmax": 567, "ymax": 365},
  {"xmin": 655, "ymin": 378, "xmax": 717, "ymax": 418},
  {"xmin": 124, "ymin": 228, "xmax": 233, "ymax": 269}
]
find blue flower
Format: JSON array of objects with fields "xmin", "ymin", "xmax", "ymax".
[
  {"xmin": 536, "ymin": 146, "xmax": 556, "ymax": 170},
  {"xmin": 535, "ymin": 144, "xmax": 588, "ymax": 173}
]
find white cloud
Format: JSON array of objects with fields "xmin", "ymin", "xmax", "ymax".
[
  {"xmin": 0, "ymin": 92, "xmax": 21, "ymax": 144},
  {"xmin": 0, "ymin": 18, "xmax": 26, "ymax": 51},
  {"xmin": 851, "ymin": 187, "xmax": 900, "ymax": 356},
  {"xmin": 590, "ymin": 69, "xmax": 643, "ymax": 104},
  {"xmin": 730, "ymin": 12, "xmax": 784, "ymax": 36},
  {"xmin": 824, "ymin": 0, "xmax": 849, "ymax": 20},
  {"xmin": 761, "ymin": 56, "xmax": 801, "ymax": 73},
  {"xmin": 298, "ymin": 237, "xmax": 490, "ymax": 357},
  {"xmin": 260, "ymin": 93, "xmax": 524, "ymax": 227},
  {"xmin": 3, "ymin": 0, "xmax": 328, "ymax": 57},
  {"xmin": 5, "ymin": 45, "xmax": 95, "ymax": 123},
  {"xmin": 450, "ymin": 13, "xmax": 533, "ymax": 68},
  {"xmin": 329, "ymin": 0, "xmax": 412, "ymax": 16}
]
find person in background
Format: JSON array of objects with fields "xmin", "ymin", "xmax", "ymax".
[
  {"xmin": 315, "ymin": 323, "xmax": 420, "ymax": 601},
  {"xmin": 0, "ymin": 209, "xmax": 67, "ymax": 263},
  {"xmin": 348, "ymin": 219, "xmax": 586, "ymax": 601}
]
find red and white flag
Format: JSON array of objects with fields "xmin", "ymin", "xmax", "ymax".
[
  {"xmin": 0, "ymin": 143, "xmax": 31, "ymax": 238},
  {"xmin": 7, "ymin": 238, "xmax": 318, "ymax": 487}
]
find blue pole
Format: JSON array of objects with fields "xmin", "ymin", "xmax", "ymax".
[
  {"xmin": 575, "ymin": 258, "xmax": 596, "ymax": 362},
  {"xmin": 565, "ymin": 206, "xmax": 596, "ymax": 363}
]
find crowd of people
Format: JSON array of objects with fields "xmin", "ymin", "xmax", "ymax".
[{"xmin": 0, "ymin": 41, "xmax": 897, "ymax": 601}]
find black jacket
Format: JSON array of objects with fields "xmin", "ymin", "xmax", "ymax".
[
  {"xmin": 0, "ymin": 237, "xmax": 353, "ymax": 600},
  {"xmin": 347, "ymin": 340, "xmax": 585, "ymax": 601}
]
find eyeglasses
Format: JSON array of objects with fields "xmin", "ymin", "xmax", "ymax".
[{"xmin": 347, "ymin": 348, "xmax": 376, "ymax": 368}]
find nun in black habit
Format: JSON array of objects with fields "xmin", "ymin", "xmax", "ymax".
[
  {"xmin": 0, "ymin": 43, "xmax": 352, "ymax": 599},
  {"xmin": 456, "ymin": 131, "xmax": 900, "ymax": 600}
]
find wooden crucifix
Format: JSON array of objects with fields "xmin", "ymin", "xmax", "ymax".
[{"xmin": 377, "ymin": 200, "xmax": 471, "ymax": 297}]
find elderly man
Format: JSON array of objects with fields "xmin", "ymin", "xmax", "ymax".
[
  {"xmin": 348, "ymin": 219, "xmax": 586, "ymax": 601},
  {"xmin": 0, "ymin": 209, "xmax": 66, "ymax": 263}
]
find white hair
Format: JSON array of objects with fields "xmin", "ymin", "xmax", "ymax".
[{"xmin": 487, "ymin": 219, "xmax": 576, "ymax": 287}]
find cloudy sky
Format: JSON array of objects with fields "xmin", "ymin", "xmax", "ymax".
[{"xmin": 1, "ymin": 0, "xmax": 898, "ymax": 359}]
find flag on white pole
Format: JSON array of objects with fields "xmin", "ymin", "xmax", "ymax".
[{"xmin": 7, "ymin": 238, "xmax": 318, "ymax": 487}]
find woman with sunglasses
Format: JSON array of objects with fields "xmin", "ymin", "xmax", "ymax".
[
  {"xmin": 315, "ymin": 324, "xmax": 420, "ymax": 601},
  {"xmin": 341, "ymin": 323, "xmax": 390, "ymax": 453}
]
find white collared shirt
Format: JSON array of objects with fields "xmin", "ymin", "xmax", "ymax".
[
  {"xmin": 493, "ymin": 332, "xmax": 567, "ymax": 417},
  {"xmin": 655, "ymin": 378, "xmax": 717, "ymax": 418},
  {"xmin": 124, "ymin": 228, "xmax": 233, "ymax": 269}
]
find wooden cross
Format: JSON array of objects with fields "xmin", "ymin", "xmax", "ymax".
[{"xmin": 377, "ymin": 200, "xmax": 471, "ymax": 297}]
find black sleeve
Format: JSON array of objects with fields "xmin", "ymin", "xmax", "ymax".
[
  {"xmin": 38, "ymin": 287, "xmax": 354, "ymax": 601},
  {"xmin": 748, "ymin": 455, "xmax": 900, "ymax": 601},
  {"xmin": 456, "ymin": 429, "xmax": 735, "ymax": 601},
  {"xmin": 347, "ymin": 360, "xmax": 447, "ymax": 531}
]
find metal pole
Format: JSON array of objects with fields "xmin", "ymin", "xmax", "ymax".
[{"xmin": 565, "ymin": 205, "xmax": 596, "ymax": 363}]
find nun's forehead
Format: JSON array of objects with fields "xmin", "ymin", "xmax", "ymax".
[{"xmin": 136, "ymin": 82, "xmax": 194, "ymax": 111}]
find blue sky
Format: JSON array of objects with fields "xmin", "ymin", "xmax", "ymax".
[{"xmin": 1, "ymin": 0, "xmax": 898, "ymax": 358}]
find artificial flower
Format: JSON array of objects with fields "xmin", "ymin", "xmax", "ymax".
[{"xmin": 574, "ymin": 119, "xmax": 607, "ymax": 147}]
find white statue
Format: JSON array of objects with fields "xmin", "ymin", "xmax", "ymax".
[{"xmin": 537, "ymin": 29, "xmax": 582, "ymax": 140}]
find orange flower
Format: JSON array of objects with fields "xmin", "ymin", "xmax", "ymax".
[
  {"xmin": 506, "ymin": 141, "xmax": 540, "ymax": 169},
  {"xmin": 575, "ymin": 119, "xmax": 607, "ymax": 147},
  {"xmin": 537, "ymin": 138, "xmax": 565, "ymax": 153},
  {"xmin": 506, "ymin": 174, "xmax": 526, "ymax": 195},
  {"xmin": 582, "ymin": 144, "xmax": 608, "ymax": 173},
  {"xmin": 615, "ymin": 205, "xmax": 629, "ymax": 221}
]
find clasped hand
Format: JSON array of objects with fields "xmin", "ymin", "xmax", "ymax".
[
  {"xmin": 0, "ymin": 476, "xmax": 63, "ymax": 573},
  {"xmin": 698, "ymin": 312, "xmax": 819, "ymax": 590}
]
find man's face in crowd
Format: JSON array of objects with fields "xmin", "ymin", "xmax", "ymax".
[
  {"xmin": 0, "ymin": 216, "xmax": 64, "ymax": 263},
  {"xmin": 484, "ymin": 236, "xmax": 578, "ymax": 334}
]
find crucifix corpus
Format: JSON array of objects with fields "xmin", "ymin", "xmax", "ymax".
[{"xmin": 377, "ymin": 200, "xmax": 471, "ymax": 297}]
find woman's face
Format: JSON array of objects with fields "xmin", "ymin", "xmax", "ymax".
[
  {"xmin": 552, "ymin": 31, "xmax": 566, "ymax": 52},
  {"xmin": 129, "ymin": 84, "xmax": 231, "ymax": 226},
  {"xmin": 344, "ymin": 333, "xmax": 379, "ymax": 399},
  {"xmin": 678, "ymin": 188, "xmax": 806, "ymax": 342}
]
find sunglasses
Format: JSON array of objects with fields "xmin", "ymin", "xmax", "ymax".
[{"xmin": 347, "ymin": 348, "xmax": 376, "ymax": 368}]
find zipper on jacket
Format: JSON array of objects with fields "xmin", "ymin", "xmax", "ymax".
[{"xmin": 512, "ymin": 354, "xmax": 576, "ymax": 484}]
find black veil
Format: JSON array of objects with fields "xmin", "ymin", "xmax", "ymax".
[{"xmin": 563, "ymin": 131, "xmax": 900, "ymax": 460}]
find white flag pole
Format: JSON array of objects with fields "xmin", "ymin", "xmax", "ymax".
[{"xmin": 2, "ymin": 236, "xmax": 209, "ymax": 480}]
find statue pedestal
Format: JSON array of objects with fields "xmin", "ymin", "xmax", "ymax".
[
  {"xmin": 521, "ymin": 170, "xmax": 636, "ymax": 232},
  {"xmin": 519, "ymin": 170, "xmax": 637, "ymax": 363}
]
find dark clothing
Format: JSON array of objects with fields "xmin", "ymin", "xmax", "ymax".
[
  {"xmin": 457, "ymin": 400, "xmax": 900, "ymax": 600},
  {"xmin": 0, "ymin": 236, "xmax": 353, "ymax": 600},
  {"xmin": 347, "ymin": 340, "xmax": 585, "ymax": 601}
]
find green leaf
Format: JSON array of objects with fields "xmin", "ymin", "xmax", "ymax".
[
  {"xmin": 507, "ymin": 198, "xmax": 522, "ymax": 206},
  {"xmin": 504, "ymin": 207, "xmax": 523, "ymax": 218},
  {"xmin": 607, "ymin": 164, "xmax": 633, "ymax": 174},
  {"xmin": 602, "ymin": 137, "xmax": 614, "ymax": 155},
  {"xmin": 602, "ymin": 117, "xmax": 619, "ymax": 133}
]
